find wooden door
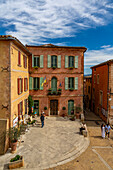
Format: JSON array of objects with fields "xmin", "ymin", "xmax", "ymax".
[{"xmin": 50, "ymin": 100, "xmax": 58, "ymax": 115}]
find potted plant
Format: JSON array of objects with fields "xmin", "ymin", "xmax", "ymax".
[
  {"xmin": 57, "ymin": 91, "xmax": 61, "ymax": 95},
  {"xmin": 48, "ymin": 88, "xmax": 52, "ymax": 91},
  {"xmin": 34, "ymin": 88, "xmax": 38, "ymax": 91},
  {"xmin": 52, "ymin": 66, "xmax": 56, "ymax": 69},
  {"xmin": 8, "ymin": 155, "xmax": 24, "ymax": 169},
  {"xmin": 62, "ymin": 107, "xmax": 66, "ymax": 110},
  {"xmin": 8, "ymin": 127, "xmax": 21, "ymax": 153},
  {"xmin": 53, "ymin": 91, "xmax": 57, "ymax": 95},
  {"xmin": 28, "ymin": 95, "xmax": 34, "ymax": 115},
  {"xmin": 33, "ymin": 66, "xmax": 39, "ymax": 69},
  {"xmin": 69, "ymin": 67, "xmax": 74, "ymax": 69},
  {"xmin": 47, "ymin": 91, "xmax": 51, "ymax": 95},
  {"xmin": 69, "ymin": 88, "xmax": 74, "ymax": 91},
  {"xmin": 44, "ymin": 106, "xmax": 47, "ymax": 110},
  {"xmin": 58, "ymin": 88, "xmax": 62, "ymax": 91},
  {"xmin": 70, "ymin": 115, "xmax": 75, "ymax": 121}
]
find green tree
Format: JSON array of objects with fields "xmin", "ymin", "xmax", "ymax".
[{"xmin": 28, "ymin": 95, "xmax": 34, "ymax": 114}]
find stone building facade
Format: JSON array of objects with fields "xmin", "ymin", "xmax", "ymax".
[
  {"xmin": 91, "ymin": 60, "xmax": 113, "ymax": 124},
  {"xmin": 26, "ymin": 44, "xmax": 86, "ymax": 117}
]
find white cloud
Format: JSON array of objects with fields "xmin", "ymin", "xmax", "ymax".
[
  {"xmin": 84, "ymin": 45, "xmax": 113, "ymax": 74},
  {"xmin": 0, "ymin": 0, "xmax": 113, "ymax": 44}
]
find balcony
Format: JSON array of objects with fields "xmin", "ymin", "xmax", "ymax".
[{"xmin": 47, "ymin": 88, "xmax": 62, "ymax": 95}]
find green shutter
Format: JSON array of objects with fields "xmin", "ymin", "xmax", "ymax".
[
  {"xmin": 32, "ymin": 54, "xmax": 34, "ymax": 67},
  {"xmin": 65, "ymin": 55, "xmax": 68, "ymax": 68},
  {"xmin": 58, "ymin": 55, "xmax": 61, "ymax": 68},
  {"xmin": 40, "ymin": 55, "xmax": 43, "ymax": 68},
  {"xmin": 75, "ymin": 56, "xmax": 78, "ymax": 68},
  {"xmin": 65, "ymin": 77, "xmax": 68, "ymax": 90},
  {"xmin": 40, "ymin": 77, "xmax": 44, "ymax": 90},
  {"xmin": 29, "ymin": 77, "xmax": 33, "ymax": 90},
  {"xmin": 48, "ymin": 55, "xmax": 51, "ymax": 68},
  {"xmin": 75, "ymin": 77, "xmax": 78, "ymax": 90}
]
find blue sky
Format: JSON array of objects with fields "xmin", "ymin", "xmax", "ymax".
[{"xmin": 0, "ymin": 0, "xmax": 113, "ymax": 75}]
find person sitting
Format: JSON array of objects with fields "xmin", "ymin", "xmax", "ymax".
[{"xmin": 80, "ymin": 122, "xmax": 87, "ymax": 134}]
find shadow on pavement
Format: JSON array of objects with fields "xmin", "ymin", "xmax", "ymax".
[{"xmin": 91, "ymin": 136, "xmax": 102, "ymax": 139}]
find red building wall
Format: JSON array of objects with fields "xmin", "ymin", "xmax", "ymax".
[
  {"xmin": 91, "ymin": 64, "xmax": 108, "ymax": 121},
  {"xmin": 27, "ymin": 45, "xmax": 86, "ymax": 117}
]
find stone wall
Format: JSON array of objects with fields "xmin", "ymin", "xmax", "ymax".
[{"xmin": 0, "ymin": 119, "xmax": 9, "ymax": 155}]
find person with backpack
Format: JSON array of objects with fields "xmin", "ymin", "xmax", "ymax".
[
  {"xmin": 105, "ymin": 123, "xmax": 111, "ymax": 140},
  {"xmin": 40, "ymin": 113, "xmax": 45, "ymax": 128}
]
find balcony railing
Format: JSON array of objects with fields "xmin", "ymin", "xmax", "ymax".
[{"xmin": 47, "ymin": 88, "xmax": 62, "ymax": 95}]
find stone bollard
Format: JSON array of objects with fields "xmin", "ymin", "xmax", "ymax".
[{"xmin": 81, "ymin": 113, "xmax": 84, "ymax": 122}]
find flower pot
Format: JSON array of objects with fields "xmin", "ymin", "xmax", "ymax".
[
  {"xmin": 8, "ymin": 156, "xmax": 24, "ymax": 169},
  {"xmin": 11, "ymin": 141, "xmax": 17, "ymax": 154}
]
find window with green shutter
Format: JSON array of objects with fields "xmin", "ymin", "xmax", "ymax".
[
  {"xmin": 33, "ymin": 77, "xmax": 39, "ymax": 90},
  {"xmin": 58, "ymin": 55, "xmax": 61, "ymax": 68},
  {"xmin": 29, "ymin": 77, "xmax": 33, "ymax": 90},
  {"xmin": 69, "ymin": 56, "xmax": 74, "ymax": 68},
  {"xmin": 32, "ymin": 54, "xmax": 34, "ymax": 67},
  {"xmin": 34, "ymin": 56, "xmax": 39, "ymax": 67},
  {"xmin": 65, "ymin": 77, "xmax": 68, "ymax": 90},
  {"xmin": 75, "ymin": 77, "xmax": 78, "ymax": 90},
  {"xmin": 40, "ymin": 55, "xmax": 43, "ymax": 68},
  {"xmin": 75, "ymin": 56, "xmax": 78, "ymax": 68},
  {"xmin": 48, "ymin": 55, "xmax": 51, "ymax": 68},
  {"xmin": 51, "ymin": 56, "xmax": 57, "ymax": 68},
  {"xmin": 40, "ymin": 77, "xmax": 44, "ymax": 90},
  {"xmin": 65, "ymin": 56, "xmax": 68, "ymax": 68},
  {"xmin": 69, "ymin": 77, "xmax": 74, "ymax": 89}
]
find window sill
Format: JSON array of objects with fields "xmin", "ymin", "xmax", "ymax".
[
  {"xmin": 68, "ymin": 67, "xmax": 74, "ymax": 69},
  {"xmin": 24, "ymin": 90, "xmax": 28, "ymax": 92},
  {"xmin": 52, "ymin": 67, "xmax": 57, "ymax": 69},
  {"xmin": 69, "ymin": 88, "xmax": 74, "ymax": 91},
  {"xmin": 18, "ymin": 92, "xmax": 23, "ymax": 95},
  {"xmin": 33, "ymin": 66, "xmax": 39, "ymax": 69},
  {"xmin": 17, "ymin": 64, "xmax": 22, "ymax": 67},
  {"xmin": 33, "ymin": 88, "xmax": 39, "ymax": 91}
]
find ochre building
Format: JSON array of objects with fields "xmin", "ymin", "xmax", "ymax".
[
  {"xmin": 0, "ymin": 35, "xmax": 31, "ymax": 129},
  {"xmin": 26, "ymin": 44, "xmax": 87, "ymax": 117},
  {"xmin": 91, "ymin": 60, "xmax": 113, "ymax": 124}
]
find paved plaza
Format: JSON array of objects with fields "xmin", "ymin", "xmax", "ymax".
[
  {"xmin": 0, "ymin": 117, "xmax": 89, "ymax": 170},
  {"xmin": 48, "ymin": 111, "xmax": 113, "ymax": 170}
]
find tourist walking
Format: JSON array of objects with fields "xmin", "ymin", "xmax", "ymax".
[
  {"xmin": 40, "ymin": 113, "xmax": 45, "ymax": 128},
  {"xmin": 101, "ymin": 124, "xmax": 105, "ymax": 139},
  {"xmin": 105, "ymin": 123, "xmax": 111, "ymax": 140}
]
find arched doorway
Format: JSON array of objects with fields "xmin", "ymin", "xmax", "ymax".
[
  {"xmin": 51, "ymin": 77, "xmax": 57, "ymax": 92},
  {"xmin": 68, "ymin": 100, "xmax": 74, "ymax": 115}
]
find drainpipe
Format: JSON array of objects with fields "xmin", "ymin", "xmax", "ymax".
[{"xmin": 107, "ymin": 63, "xmax": 109, "ymax": 123}]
